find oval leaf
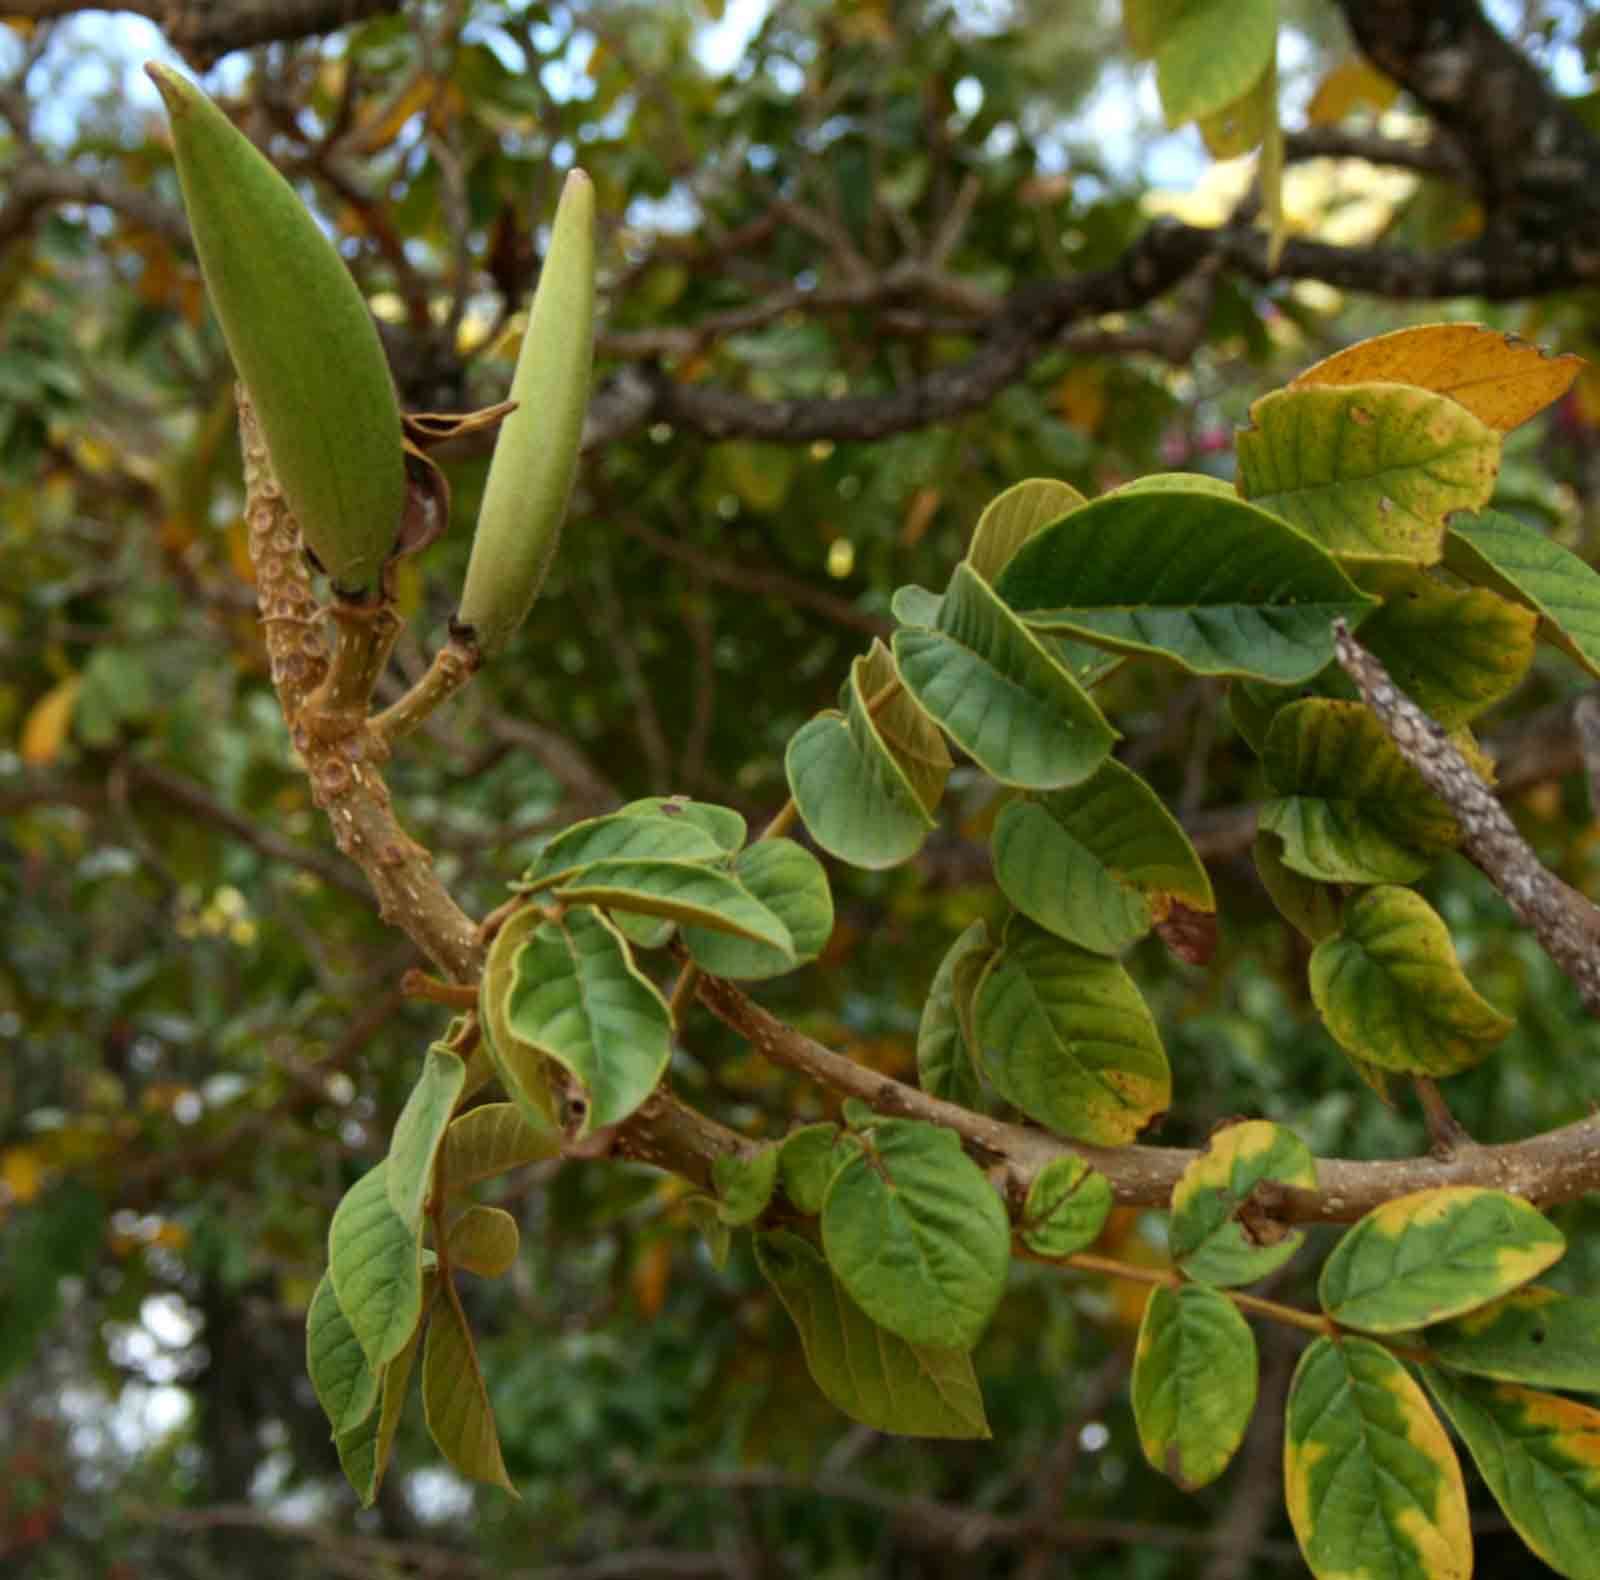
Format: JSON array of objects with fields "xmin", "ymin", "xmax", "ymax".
[
  {"xmin": 1352, "ymin": 564, "xmax": 1536, "ymax": 727},
  {"xmin": 992, "ymin": 758, "xmax": 1213, "ymax": 957},
  {"xmin": 821, "ymin": 1119, "xmax": 1010, "ymax": 1353},
  {"xmin": 1154, "ymin": 0, "xmax": 1276, "ymax": 125},
  {"xmin": 446, "ymin": 1206, "xmax": 520, "ymax": 1279},
  {"xmin": 1260, "ymin": 699, "xmax": 1459, "ymax": 883},
  {"xmin": 755, "ymin": 1230, "xmax": 990, "ymax": 1439},
  {"xmin": 329, "ymin": 1161, "xmax": 423, "ymax": 1371},
  {"xmin": 1292, "ymin": 323, "xmax": 1582, "ymax": 434},
  {"xmin": 994, "ymin": 488, "xmax": 1377, "ymax": 684},
  {"xmin": 422, "ymin": 1289, "xmax": 515, "ymax": 1492},
  {"xmin": 441, "ymin": 1103, "xmax": 558, "ymax": 1193},
  {"xmin": 1320, "ymin": 1187, "xmax": 1565, "ymax": 1333},
  {"xmin": 519, "ymin": 811, "xmax": 726, "ymax": 891},
  {"xmin": 1310, "ymin": 886, "xmax": 1514, "ymax": 1077},
  {"xmin": 894, "ymin": 563, "xmax": 1117, "ymax": 789},
  {"xmin": 478, "ymin": 907, "xmax": 558, "ymax": 1132},
  {"xmin": 1445, "ymin": 508, "xmax": 1600, "ymax": 679},
  {"xmin": 335, "ymin": 1318, "xmax": 420, "ymax": 1508},
  {"xmin": 1424, "ymin": 1368, "xmax": 1600, "ymax": 1578},
  {"xmin": 387, "ymin": 1042, "xmax": 466, "ymax": 1234},
  {"xmin": 1426, "ymin": 1287, "xmax": 1600, "ymax": 1393},
  {"xmin": 504, "ymin": 906, "xmax": 673, "ymax": 1133},
  {"xmin": 1170, "ymin": 1120, "xmax": 1317, "ymax": 1287},
  {"xmin": 917, "ymin": 920, "xmax": 992, "ymax": 1108},
  {"xmin": 554, "ymin": 858, "xmax": 794, "ymax": 953},
  {"xmin": 307, "ymin": 1269, "xmax": 380, "ymax": 1436},
  {"xmin": 713, "ymin": 1145, "xmax": 780, "ymax": 1227},
  {"xmin": 619, "ymin": 795, "xmax": 747, "ymax": 852},
  {"xmin": 1133, "ymin": 1283, "xmax": 1258, "ymax": 1491},
  {"xmin": 1019, "ymin": 1155, "xmax": 1112, "ymax": 1258},
  {"xmin": 1237, "ymin": 382, "xmax": 1499, "ymax": 564},
  {"xmin": 1286, "ymin": 1336, "xmax": 1470, "ymax": 1580},
  {"xmin": 778, "ymin": 1124, "xmax": 845, "ymax": 1217},
  {"xmin": 972, "ymin": 918, "xmax": 1170, "ymax": 1145},
  {"xmin": 966, "ymin": 477, "xmax": 1087, "ymax": 582},
  {"xmin": 682, "ymin": 838, "xmax": 833, "ymax": 980}
]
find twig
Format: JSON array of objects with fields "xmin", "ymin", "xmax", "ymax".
[{"xmin": 1334, "ymin": 619, "xmax": 1600, "ymax": 1017}]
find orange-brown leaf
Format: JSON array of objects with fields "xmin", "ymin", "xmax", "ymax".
[
  {"xmin": 1305, "ymin": 58, "xmax": 1398, "ymax": 125},
  {"xmin": 20, "ymin": 675, "xmax": 81, "ymax": 765},
  {"xmin": 1292, "ymin": 323, "xmax": 1583, "ymax": 433}
]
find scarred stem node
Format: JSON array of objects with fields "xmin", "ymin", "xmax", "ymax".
[{"xmin": 372, "ymin": 629, "xmax": 484, "ymax": 747}]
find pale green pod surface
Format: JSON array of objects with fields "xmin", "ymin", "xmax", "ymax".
[
  {"xmin": 147, "ymin": 64, "xmax": 405, "ymax": 595},
  {"xmin": 457, "ymin": 170, "xmax": 596, "ymax": 657}
]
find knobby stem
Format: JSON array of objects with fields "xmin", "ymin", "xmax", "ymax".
[{"xmin": 373, "ymin": 631, "xmax": 482, "ymax": 748}]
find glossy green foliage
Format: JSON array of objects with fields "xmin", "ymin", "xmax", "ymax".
[
  {"xmin": 328, "ymin": 1162, "xmax": 423, "ymax": 1371},
  {"xmin": 1132, "ymin": 1283, "xmax": 1257, "ymax": 1490},
  {"xmin": 916, "ymin": 920, "xmax": 991, "ymax": 1108},
  {"xmin": 972, "ymin": 917, "xmax": 1170, "ymax": 1144},
  {"xmin": 755, "ymin": 1231, "xmax": 991, "ymax": 1439},
  {"xmin": 1426, "ymin": 1288, "xmax": 1600, "ymax": 1393},
  {"xmin": 994, "ymin": 487, "xmax": 1377, "ymax": 681},
  {"xmin": 1286, "ymin": 1337, "xmax": 1470, "ymax": 1580},
  {"xmin": 821, "ymin": 1119, "xmax": 1011, "ymax": 1352},
  {"xmin": 1320, "ymin": 1188, "xmax": 1565, "ymax": 1333}
]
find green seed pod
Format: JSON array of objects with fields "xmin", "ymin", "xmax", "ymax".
[
  {"xmin": 457, "ymin": 170, "xmax": 596, "ymax": 657},
  {"xmin": 147, "ymin": 64, "xmax": 405, "ymax": 596}
]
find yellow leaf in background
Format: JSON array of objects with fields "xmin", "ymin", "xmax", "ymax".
[
  {"xmin": 1057, "ymin": 365, "xmax": 1107, "ymax": 434},
  {"xmin": 1292, "ymin": 323, "xmax": 1583, "ymax": 433},
  {"xmin": 225, "ymin": 516, "xmax": 257, "ymax": 583},
  {"xmin": 150, "ymin": 1220, "xmax": 190, "ymax": 1251},
  {"xmin": 900, "ymin": 486, "xmax": 941, "ymax": 547},
  {"xmin": 1306, "ymin": 58, "xmax": 1398, "ymax": 125},
  {"xmin": 355, "ymin": 73, "xmax": 437, "ymax": 154},
  {"xmin": 1, "ymin": 1145, "xmax": 44, "ymax": 1204},
  {"xmin": 20, "ymin": 674, "xmax": 82, "ymax": 764},
  {"xmin": 632, "ymin": 1238, "xmax": 673, "ymax": 1318}
]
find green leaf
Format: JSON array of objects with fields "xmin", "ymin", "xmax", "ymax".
[
  {"xmin": 1019, "ymin": 1156, "xmax": 1112, "ymax": 1258},
  {"xmin": 894, "ymin": 562, "xmax": 1117, "ymax": 789},
  {"xmin": 1170, "ymin": 1120, "xmax": 1316, "ymax": 1287},
  {"xmin": 423, "ymin": 1288, "xmax": 516, "ymax": 1493},
  {"xmin": 917, "ymin": 920, "xmax": 992, "ymax": 1108},
  {"xmin": 787, "ymin": 641, "xmax": 948, "ymax": 869},
  {"xmin": 966, "ymin": 477, "xmax": 1087, "ymax": 583},
  {"xmin": 1285, "ymin": 1336, "xmax": 1470, "ymax": 1580},
  {"xmin": 1426, "ymin": 1287, "xmax": 1600, "ymax": 1393},
  {"xmin": 1132, "ymin": 1283, "xmax": 1258, "ymax": 1491},
  {"xmin": 972, "ymin": 918, "xmax": 1170, "ymax": 1144},
  {"xmin": 1259, "ymin": 700, "xmax": 1459, "ymax": 883},
  {"xmin": 682, "ymin": 838, "xmax": 832, "ymax": 979},
  {"xmin": 860, "ymin": 638, "xmax": 952, "ymax": 815},
  {"xmin": 1445, "ymin": 508, "xmax": 1600, "ymax": 678},
  {"xmin": 519, "ymin": 811, "xmax": 725, "ymax": 891},
  {"xmin": 1310, "ymin": 887, "xmax": 1515, "ymax": 1077},
  {"xmin": 891, "ymin": 583, "xmax": 944, "ymax": 627},
  {"xmin": 619, "ymin": 795, "xmax": 747, "ymax": 852},
  {"xmin": 1319, "ymin": 1188, "xmax": 1564, "ymax": 1334},
  {"xmin": 478, "ymin": 906, "xmax": 558, "ymax": 1132},
  {"xmin": 1154, "ymin": 0, "xmax": 1277, "ymax": 126},
  {"xmin": 755, "ymin": 1230, "xmax": 990, "ymax": 1439},
  {"xmin": 682, "ymin": 1196, "xmax": 732, "ymax": 1269},
  {"xmin": 336, "ymin": 1316, "xmax": 420, "ymax": 1507},
  {"xmin": 1424, "ymin": 1368, "xmax": 1600, "ymax": 1578},
  {"xmin": 1351, "ymin": 564, "xmax": 1537, "ymax": 727},
  {"xmin": 1198, "ymin": 61, "xmax": 1273, "ymax": 157},
  {"xmin": 713, "ymin": 1145, "xmax": 780, "ymax": 1227},
  {"xmin": 1236, "ymin": 383, "xmax": 1500, "ymax": 564},
  {"xmin": 504, "ymin": 906, "xmax": 673, "ymax": 1133},
  {"xmin": 0, "ymin": 1181, "xmax": 102, "ymax": 1385},
  {"xmin": 778, "ymin": 1124, "xmax": 845, "ymax": 1216},
  {"xmin": 820, "ymin": 1119, "xmax": 1011, "ymax": 1352},
  {"xmin": 446, "ymin": 1206, "xmax": 519, "ymax": 1279},
  {"xmin": 554, "ymin": 859, "xmax": 794, "ymax": 952},
  {"xmin": 993, "ymin": 488, "xmax": 1377, "ymax": 683},
  {"xmin": 386, "ymin": 1041, "xmax": 466, "ymax": 1234},
  {"xmin": 440, "ymin": 1103, "xmax": 559, "ymax": 1193},
  {"xmin": 306, "ymin": 1270, "xmax": 380, "ymax": 1436},
  {"xmin": 992, "ymin": 758, "xmax": 1213, "ymax": 956},
  {"xmin": 1253, "ymin": 831, "xmax": 1342, "ymax": 943},
  {"xmin": 328, "ymin": 1162, "xmax": 423, "ymax": 1371}
]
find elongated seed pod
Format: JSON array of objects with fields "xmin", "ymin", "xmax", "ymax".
[
  {"xmin": 456, "ymin": 170, "xmax": 596, "ymax": 657},
  {"xmin": 147, "ymin": 64, "xmax": 405, "ymax": 597}
]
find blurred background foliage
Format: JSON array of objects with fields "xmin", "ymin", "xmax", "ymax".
[{"xmin": 6, "ymin": 0, "xmax": 1600, "ymax": 1575}]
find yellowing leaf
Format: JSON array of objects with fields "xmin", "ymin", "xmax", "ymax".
[
  {"xmin": 20, "ymin": 675, "xmax": 82, "ymax": 764},
  {"xmin": 422, "ymin": 1290, "xmax": 516, "ymax": 1493},
  {"xmin": 1, "ymin": 1145, "xmax": 45, "ymax": 1204},
  {"xmin": 356, "ymin": 74, "xmax": 438, "ymax": 153},
  {"xmin": 1292, "ymin": 323, "xmax": 1583, "ymax": 434},
  {"xmin": 1306, "ymin": 58, "xmax": 1398, "ymax": 125}
]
